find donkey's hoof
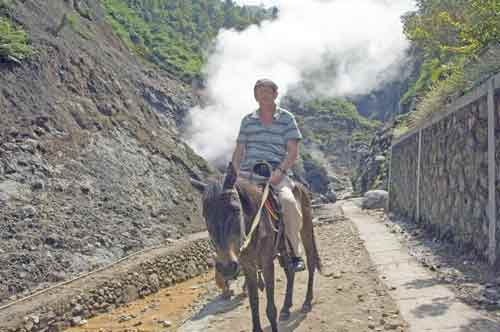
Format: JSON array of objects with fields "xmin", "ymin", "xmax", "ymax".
[
  {"xmin": 301, "ymin": 303, "xmax": 312, "ymax": 313},
  {"xmin": 279, "ymin": 310, "xmax": 290, "ymax": 321}
]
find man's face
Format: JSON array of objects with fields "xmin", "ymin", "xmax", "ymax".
[{"xmin": 255, "ymin": 86, "xmax": 278, "ymax": 106}]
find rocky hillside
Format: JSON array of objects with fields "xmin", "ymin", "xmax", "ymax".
[
  {"xmin": 0, "ymin": 0, "xmax": 215, "ymax": 304},
  {"xmin": 353, "ymin": 49, "xmax": 421, "ymax": 121},
  {"xmin": 352, "ymin": 125, "xmax": 393, "ymax": 194},
  {"xmin": 282, "ymin": 96, "xmax": 380, "ymax": 199}
]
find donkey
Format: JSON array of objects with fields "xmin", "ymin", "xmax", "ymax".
[{"xmin": 202, "ymin": 163, "xmax": 322, "ymax": 332}]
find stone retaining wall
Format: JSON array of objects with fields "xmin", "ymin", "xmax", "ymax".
[
  {"xmin": 0, "ymin": 235, "xmax": 212, "ymax": 332},
  {"xmin": 419, "ymin": 96, "xmax": 490, "ymax": 254},
  {"xmin": 389, "ymin": 134, "xmax": 419, "ymax": 219},
  {"xmin": 496, "ymin": 93, "xmax": 500, "ymax": 249},
  {"xmin": 390, "ymin": 74, "xmax": 499, "ymax": 262}
]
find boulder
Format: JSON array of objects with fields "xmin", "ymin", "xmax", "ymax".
[{"xmin": 362, "ymin": 190, "xmax": 388, "ymax": 210}]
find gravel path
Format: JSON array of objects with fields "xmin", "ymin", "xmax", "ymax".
[{"xmin": 178, "ymin": 203, "xmax": 407, "ymax": 332}]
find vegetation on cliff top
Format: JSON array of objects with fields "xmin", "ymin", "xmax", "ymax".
[
  {"xmin": 398, "ymin": 0, "xmax": 500, "ymax": 133},
  {"xmin": 102, "ymin": 0, "xmax": 273, "ymax": 81},
  {"xmin": 283, "ymin": 95, "xmax": 380, "ymax": 153},
  {"xmin": 303, "ymin": 98, "xmax": 379, "ymax": 130}
]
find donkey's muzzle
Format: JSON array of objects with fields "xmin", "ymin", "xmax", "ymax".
[{"xmin": 216, "ymin": 261, "xmax": 240, "ymax": 280}]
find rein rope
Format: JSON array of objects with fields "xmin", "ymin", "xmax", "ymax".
[{"xmin": 240, "ymin": 181, "xmax": 271, "ymax": 252}]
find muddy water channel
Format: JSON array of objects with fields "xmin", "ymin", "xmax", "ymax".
[{"xmin": 66, "ymin": 273, "xmax": 213, "ymax": 332}]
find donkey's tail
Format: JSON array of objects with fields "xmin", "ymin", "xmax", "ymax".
[
  {"xmin": 297, "ymin": 184, "xmax": 324, "ymax": 275},
  {"xmin": 311, "ymin": 223, "xmax": 323, "ymax": 275}
]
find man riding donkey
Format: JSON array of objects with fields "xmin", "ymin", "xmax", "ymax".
[
  {"xmin": 231, "ymin": 78, "xmax": 305, "ymax": 272},
  {"xmin": 204, "ymin": 78, "xmax": 322, "ymax": 332}
]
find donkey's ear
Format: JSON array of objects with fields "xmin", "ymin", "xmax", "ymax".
[{"xmin": 223, "ymin": 162, "xmax": 237, "ymax": 189}]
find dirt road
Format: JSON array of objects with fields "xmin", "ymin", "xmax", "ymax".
[
  {"xmin": 179, "ymin": 204, "xmax": 407, "ymax": 332},
  {"xmin": 69, "ymin": 203, "xmax": 407, "ymax": 332}
]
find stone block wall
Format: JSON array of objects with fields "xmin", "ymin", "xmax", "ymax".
[
  {"xmin": 0, "ymin": 235, "xmax": 213, "ymax": 332},
  {"xmin": 419, "ymin": 96, "xmax": 489, "ymax": 255},
  {"xmin": 390, "ymin": 76, "xmax": 499, "ymax": 261},
  {"xmin": 389, "ymin": 134, "xmax": 419, "ymax": 219},
  {"xmin": 496, "ymin": 93, "xmax": 500, "ymax": 249}
]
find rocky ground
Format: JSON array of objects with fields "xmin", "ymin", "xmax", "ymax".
[
  {"xmin": 67, "ymin": 204, "xmax": 408, "ymax": 332},
  {"xmin": 0, "ymin": 0, "xmax": 214, "ymax": 304}
]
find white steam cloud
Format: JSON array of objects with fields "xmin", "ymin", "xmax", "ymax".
[{"xmin": 186, "ymin": 0, "xmax": 415, "ymax": 164}]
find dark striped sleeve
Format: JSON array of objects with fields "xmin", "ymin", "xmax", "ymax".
[{"xmin": 284, "ymin": 114, "xmax": 303, "ymax": 141}]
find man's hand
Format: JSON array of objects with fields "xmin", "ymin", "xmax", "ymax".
[{"xmin": 270, "ymin": 169, "xmax": 284, "ymax": 186}]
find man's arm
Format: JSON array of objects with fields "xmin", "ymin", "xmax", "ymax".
[
  {"xmin": 270, "ymin": 139, "xmax": 299, "ymax": 185},
  {"xmin": 231, "ymin": 142, "xmax": 246, "ymax": 172},
  {"xmin": 279, "ymin": 139, "xmax": 299, "ymax": 172}
]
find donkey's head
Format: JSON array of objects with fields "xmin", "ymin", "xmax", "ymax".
[{"xmin": 203, "ymin": 162, "xmax": 244, "ymax": 281}]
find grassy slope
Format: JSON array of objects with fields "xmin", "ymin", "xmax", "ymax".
[{"xmin": 101, "ymin": 0, "xmax": 271, "ymax": 81}]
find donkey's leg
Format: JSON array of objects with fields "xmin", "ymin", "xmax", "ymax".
[
  {"xmin": 245, "ymin": 269, "xmax": 263, "ymax": 332},
  {"xmin": 215, "ymin": 269, "xmax": 233, "ymax": 299},
  {"xmin": 279, "ymin": 254, "xmax": 295, "ymax": 321},
  {"xmin": 241, "ymin": 277, "xmax": 248, "ymax": 297},
  {"xmin": 299, "ymin": 198, "xmax": 317, "ymax": 313},
  {"xmin": 261, "ymin": 259, "xmax": 278, "ymax": 332},
  {"xmin": 302, "ymin": 256, "xmax": 315, "ymax": 313}
]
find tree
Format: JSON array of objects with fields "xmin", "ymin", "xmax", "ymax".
[{"xmin": 102, "ymin": 0, "xmax": 272, "ymax": 81}]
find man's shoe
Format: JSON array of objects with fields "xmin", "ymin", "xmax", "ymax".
[{"xmin": 291, "ymin": 257, "xmax": 305, "ymax": 272}]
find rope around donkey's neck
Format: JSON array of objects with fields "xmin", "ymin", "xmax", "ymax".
[{"xmin": 240, "ymin": 181, "xmax": 271, "ymax": 253}]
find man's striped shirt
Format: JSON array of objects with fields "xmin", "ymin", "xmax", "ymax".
[{"xmin": 237, "ymin": 107, "xmax": 302, "ymax": 171}]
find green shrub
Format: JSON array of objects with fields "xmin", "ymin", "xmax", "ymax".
[
  {"xmin": 400, "ymin": 0, "xmax": 500, "ymax": 129},
  {"xmin": 390, "ymin": 112, "xmax": 413, "ymax": 138},
  {"xmin": 101, "ymin": 0, "xmax": 272, "ymax": 81},
  {"xmin": 0, "ymin": 17, "xmax": 33, "ymax": 63},
  {"xmin": 394, "ymin": 64, "xmax": 466, "ymax": 136},
  {"xmin": 409, "ymin": 66, "xmax": 466, "ymax": 128},
  {"xmin": 0, "ymin": 0, "xmax": 13, "ymax": 12},
  {"xmin": 304, "ymin": 98, "xmax": 380, "ymax": 129},
  {"xmin": 400, "ymin": 58, "xmax": 437, "ymax": 107}
]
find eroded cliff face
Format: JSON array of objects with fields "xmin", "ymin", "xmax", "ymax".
[
  {"xmin": 0, "ymin": 0, "xmax": 214, "ymax": 302},
  {"xmin": 352, "ymin": 126, "xmax": 393, "ymax": 194},
  {"xmin": 281, "ymin": 97, "xmax": 378, "ymax": 200}
]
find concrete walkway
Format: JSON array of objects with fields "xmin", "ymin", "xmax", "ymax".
[{"xmin": 342, "ymin": 201, "xmax": 500, "ymax": 332}]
